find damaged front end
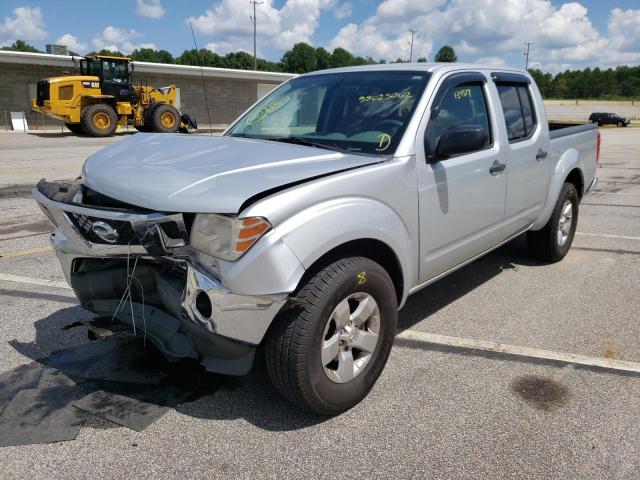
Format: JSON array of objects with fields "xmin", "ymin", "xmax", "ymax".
[{"xmin": 34, "ymin": 180, "xmax": 288, "ymax": 375}]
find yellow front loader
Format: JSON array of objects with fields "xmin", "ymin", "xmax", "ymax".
[{"xmin": 32, "ymin": 55, "xmax": 197, "ymax": 136}]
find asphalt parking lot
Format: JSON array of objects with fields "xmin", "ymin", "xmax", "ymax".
[{"xmin": 0, "ymin": 128, "xmax": 639, "ymax": 479}]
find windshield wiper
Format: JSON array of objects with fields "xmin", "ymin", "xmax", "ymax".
[{"xmin": 262, "ymin": 136, "xmax": 345, "ymax": 152}]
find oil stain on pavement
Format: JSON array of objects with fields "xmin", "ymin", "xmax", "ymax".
[{"xmin": 511, "ymin": 375, "xmax": 570, "ymax": 411}]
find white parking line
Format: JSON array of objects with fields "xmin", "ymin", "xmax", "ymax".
[
  {"xmin": 593, "ymin": 191, "xmax": 640, "ymax": 196},
  {"xmin": 576, "ymin": 232, "xmax": 640, "ymax": 241},
  {"xmin": 0, "ymin": 273, "xmax": 71, "ymax": 290},
  {"xmin": 397, "ymin": 330, "xmax": 640, "ymax": 374}
]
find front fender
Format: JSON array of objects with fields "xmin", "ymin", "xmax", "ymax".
[
  {"xmin": 531, "ymin": 148, "xmax": 583, "ymax": 230},
  {"xmin": 275, "ymin": 197, "xmax": 415, "ymax": 305}
]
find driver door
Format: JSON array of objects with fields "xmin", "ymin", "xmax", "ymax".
[{"xmin": 415, "ymin": 72, "xmax": 507, "ymax": 283}]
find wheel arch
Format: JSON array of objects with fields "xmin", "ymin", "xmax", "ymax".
[
  {"xmin": 565, "ymin": 167, "xmax": 584, "ymax": 200},
  {"xmin": 531, "ymin": 148, "xmax": 585, "ymax": 230},
  {"xmin": 292, "ymin": 238, "xmax": 405, "ymax": 306}
]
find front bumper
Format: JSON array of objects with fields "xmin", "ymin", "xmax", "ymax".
[{"xmin": 34, "ymin": 184, "xmax": 288, "ymax": 371}]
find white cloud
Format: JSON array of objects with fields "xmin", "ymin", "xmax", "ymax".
[
  {"xmin": 186, "ymin": 0, "xmax": 335, "ymax": 54},
  {"xmin": 56, "ymin": 33, "xmax": 87, "ymax": 53},
  {"xmin": 475, "ymin": 56, "xmax": 507, "ymax": 67},
  {"xmin": 608, "ymin": 8, "xmax": 640, "ymax": 53},
  {"xmin": 323, "ymin": 1, "xmax": 640, "ymax": 70},
  {"xmin": 91, "ymin": 26, "xmax": 154, "ymax": 54},
  {"xmin": 137, "ymin": 0, "xmax": 165, "ymax": 19},
  {"xmin": 334, "ymin": 2, "xmax": 352, "ymax": 19},
  {"xmin": 0, "ymin": 6, "xmax": 46, "ymax": 43}
]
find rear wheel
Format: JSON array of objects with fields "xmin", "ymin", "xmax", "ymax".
[
  {"xmin": 527, "ymin": 182, "xmax": 579, "ymax": 262},
  {"xmin": 80, "ymin": 104, "xmax": 118, "ymax": 137},
  {"xmin": 265, "ymin": 257, "xmax": 397, "ymax": 415},
  {"xmin": 150, "ymin": 104, "xmax": 180, "ymax": 133},
  {"xmin": 64, "ymin": 123, "xmax": 84, "ymax": 135}
]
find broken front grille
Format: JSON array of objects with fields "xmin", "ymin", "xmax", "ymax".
[{"xmin": 67, "ymin": 213, "xmax": 141, "ymax": 245}]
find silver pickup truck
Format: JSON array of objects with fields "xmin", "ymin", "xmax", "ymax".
[{"xmin": 35, "ymin": 64, "xmax": 598, "ymax": 415}]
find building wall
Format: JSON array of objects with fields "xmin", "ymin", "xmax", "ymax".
[
  {"xmin": 0, "ymin": 61, "xmax": 283, "ymax": 130},
  {"xmin": 131, "ymin": 72, "xmax": 276, "ymax": 127}
]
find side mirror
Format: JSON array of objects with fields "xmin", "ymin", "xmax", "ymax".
[
  {"xmin": 435, "ymin": 124, "xmax": 488, "ymax": 159},
  {"xmin": 128, "ymin": 62, "xmax": 135, "ymax": 74}
]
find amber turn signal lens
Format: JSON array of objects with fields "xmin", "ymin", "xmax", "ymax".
[{"xmin": 234, "ymin": 217, "xmax": 271, "ymax": 253}]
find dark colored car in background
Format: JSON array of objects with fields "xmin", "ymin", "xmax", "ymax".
[{"xmin": 589, "ymin": 112, "xmax": 630, "ymax": 127}]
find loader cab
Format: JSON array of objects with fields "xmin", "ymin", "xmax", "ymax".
[{"xmin": 80, "ymin": 55, "xmax": 133, "ymax": 102}]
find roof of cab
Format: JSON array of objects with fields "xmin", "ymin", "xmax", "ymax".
[{"xmin": 299, "ymin": 62, "xmax": 527, "ymax": 77}]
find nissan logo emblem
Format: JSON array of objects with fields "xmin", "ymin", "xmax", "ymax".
[{"xmin": 91, "ymin": 220, "xmax": 119, "ymax": 243}]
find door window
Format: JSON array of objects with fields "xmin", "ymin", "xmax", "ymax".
[
  {"xmin": 497, "ymin": 83, "xmax": 537, "ymax": 141},
  {"xmin": 425, "ymin": 83, "xmax": 491, "ymax": 158}
]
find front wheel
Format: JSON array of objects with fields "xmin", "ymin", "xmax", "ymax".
[
  {"xmin": 265, "ymin": 257, "xmax": 397, "ymax": 415},
  {"xmin": 527, "ymin": 182, "xmax": 579, "ymax": 262},
  {"xmin": 618, "ymin": 121, "xmax": 623, "ymax": 127},
  {"xmin": 80, "ymin": 104, "xmax": 118, "ymax": 137}
]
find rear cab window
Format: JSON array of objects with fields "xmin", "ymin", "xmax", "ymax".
[{"xmin": 493, "ymin": 74, "xmax": 538, "ymax": 142}]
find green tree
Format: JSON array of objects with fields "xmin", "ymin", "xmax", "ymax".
[
  {"xmin": 86, "ymin": 49, "xmax": 126, "ymax": 57},
  {"xmin": 281, "ymin": 42, "xmax": 317, "ymax": 73},
  {"xmin": 315, "ymin": 47, "xmax": 331, "ymax": 70},
  {"xmin": 130, "ymin": 47, "xmax": 174, "ymax": 63},
  {"xmin": 176, "ymin": 48, "xmax": 223, "ymax": 67},
  {"xmin": 434, "ymin": 45, "xmax": 457, "ymax": 62},
  {"xmin": 330, "ymin": 47, "xmax": 355, "ymax": 68},
  {"xmin": 224, "ymin": 51, "xmax": 254, "ymax": 70},
  {"xmin": 416, "ymin": 57, "xmax": 427, "ymax": 63},
  {"xmin": 1, "ymin": 39, "xmax": 42, "ymax": 53}
]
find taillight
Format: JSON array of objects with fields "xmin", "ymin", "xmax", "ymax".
[{"xmin": 596, "ymin": 130, "xmax": 601, "ymax": 164}]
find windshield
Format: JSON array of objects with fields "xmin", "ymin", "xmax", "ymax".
[{"xmin": 228, "ymin": 71, "xmax": 430, "ymax": 155}]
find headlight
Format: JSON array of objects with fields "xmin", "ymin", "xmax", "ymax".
[{"xmin": 190, "ymin": 214, "xmax": 271, "ymax": 261}]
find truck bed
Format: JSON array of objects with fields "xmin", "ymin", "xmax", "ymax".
[{"xmin": 548, "ymin": 121, "xmax": 596, "ymax": 139}]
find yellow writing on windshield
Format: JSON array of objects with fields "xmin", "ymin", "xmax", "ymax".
[
  {"xmin": 246, "ymin": 95, "xmax": 292, "ymax": 126},
  {"xmin": 376, "ymin": 133, "xmax": 392, "ymax": 152},
  {"xmin": 359, "ymin": 91, "xmax": 413, "ymax": 103}
]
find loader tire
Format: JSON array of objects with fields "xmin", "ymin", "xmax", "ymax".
[
  {"xmin": 80, "ymin": 104, "xmax": 118, "ymax": 137},
  {"xmin": 150, "ymin": 104, "xmax": 180, "ymax": 133}
]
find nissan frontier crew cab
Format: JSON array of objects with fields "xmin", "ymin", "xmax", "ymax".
[{"xmin": 35, "ymin": 64, "xmax": 598, "ymax": 415}]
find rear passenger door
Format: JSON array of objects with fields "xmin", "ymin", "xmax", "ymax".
[
  {"xmin": 416, "ymin": 72, "xmax": 506, "ymax": 282},
  {"xmin": 492, "ymin": 73, "xmax": 550, "ymax": 234}
]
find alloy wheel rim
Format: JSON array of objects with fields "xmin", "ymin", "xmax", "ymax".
[
  {"xmin": 557, "ymin": 200, "xmax": 573, "ymax": 247},
  {"xmin": 321, "ymin": 292, "xmax": 380, "ymax": 384}
]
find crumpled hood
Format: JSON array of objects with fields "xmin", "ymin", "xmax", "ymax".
[{"xmin": 82, "ymin": 133, "xmax": 377, "ymax": 213}]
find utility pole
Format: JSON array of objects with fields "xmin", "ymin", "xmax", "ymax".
[
  {"xmin": 250, "ymin": 0, "xmax": 263, "ymax": 71},
  {"xmin": 523, "ymin": 41, "xmax": 535, "ymax": 70},
  {"xmin": 409, "ymin": 28, "xmax": 418, "ymax": 62}
]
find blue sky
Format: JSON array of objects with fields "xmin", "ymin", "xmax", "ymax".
[{"xmin": 1, "ymin": 0, "xmax": 639, "ymax": 72}]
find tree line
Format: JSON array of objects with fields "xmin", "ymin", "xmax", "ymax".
[{"xmin": 3, "ymin": 40, "xmax": 639, "ymax": 98}]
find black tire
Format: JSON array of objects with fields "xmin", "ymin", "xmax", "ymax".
[
  {"xmin": 527, "ymin": 182, "xmax": 579, "ymax": 262},
  {"xmin": 64, "ymin": 123, "xmax": 84, "ymax": 135},
  {"xmin": 150, "ymin": 104, "xmax": 180, "ymax": 133},
  {"xmin": 80, "ymin": 104, "xmax": 118, "ymax": 137},
  {"xmin": 618, "ymin": 121, "xmax": 623, "ymax": 128},
  {"xmin": 265, "ymin": 257, "xmax": 397, "ymax": 415}
]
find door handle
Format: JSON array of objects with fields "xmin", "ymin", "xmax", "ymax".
[
  {"xmin": 536, "ymin": 149, "xmax": 548, "ymax": 161},
  {"xmin": 489, "ymin": 160, "xmax": 506, "ymax": 176}
]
